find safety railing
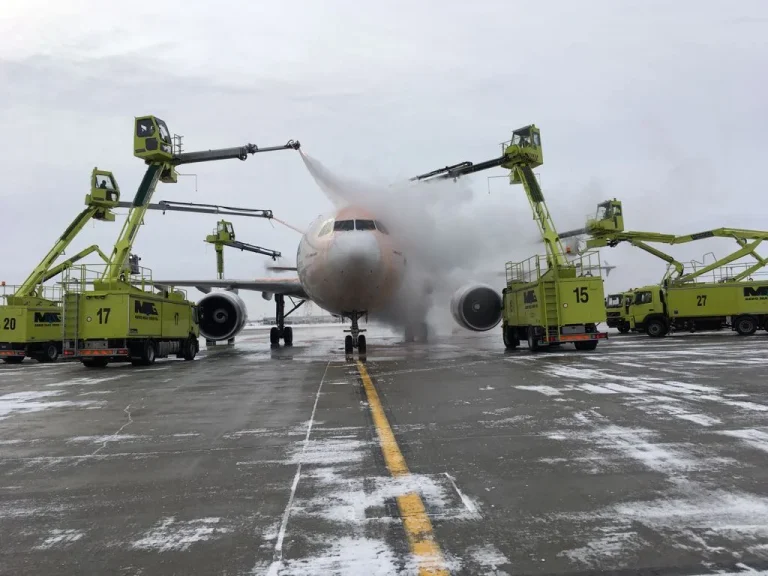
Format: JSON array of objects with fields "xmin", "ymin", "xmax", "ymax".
[
  {"xmin": 61, "ymin": 264, "xmax": 188, "ymax": 300},
  {"xmin": 671, "ymin": 259, "xmax": 768, "ymax": 285},
  {"xmin": 1, "ymin": 284, "xmax": 64, "ymax": 304},
  {"xmin": 506, "ymin": 250, "xmax": 604, "ymax": 285}
]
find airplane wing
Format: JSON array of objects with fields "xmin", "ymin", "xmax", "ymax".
[{"xmin": 153, "ymin": 277, "xmax": 308, "ymax": 299}]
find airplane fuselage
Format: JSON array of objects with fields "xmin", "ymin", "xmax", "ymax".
[{"xmin": 296, "ymin": 206, "xmax": 406, "ymax": 316}]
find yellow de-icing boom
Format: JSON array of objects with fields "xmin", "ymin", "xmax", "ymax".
[
  {"xmin": 98, "ymin": 115, "xmax": 300, "ymax": 286},
  {"xmin": 8, "ymin": 168, "xmax": 120, "ymax": 304},
  {"xmin": 411, "ymin": 124, "xmax": 570, "ymax": 270},
  {"xmin": 561, "ymin": 198, "xmax": 768, "ymax": 283}
]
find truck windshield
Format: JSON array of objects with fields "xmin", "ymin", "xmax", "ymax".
[
  {"xmin": 606, "ymin": 295, "xmax": 623, "ymax": 308},
  {"xmin": 634, "ymin": 291, "xmax": 653, "ymax": 305}
]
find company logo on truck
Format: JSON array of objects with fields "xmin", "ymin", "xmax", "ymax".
[
  {"xmin": 134, "ymin": 300, "xmax": 159, "ymax": 320},
  {"xmin": 34, "ymin": 312, "xmax": 61, "ymax": 325},
  {"xmin": 744, "ymin": 286, "xmax": 768, "ymax": 301}
]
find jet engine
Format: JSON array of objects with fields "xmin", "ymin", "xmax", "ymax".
[
  {"xmin": 197, "ymin": 290, "xmax": 248, "ymax": 341},
  {"xmin": 450, "ymin": 283, "xmax": 503, "ymax": 332}
]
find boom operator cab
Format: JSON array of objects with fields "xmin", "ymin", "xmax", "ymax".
[
  {"xmin": 0, "ymin": 168, "xmax": 120, "ymax": 363},
  {"xmin": 412, "ymin": 124, "xmax": 608, "ymax": 352}
]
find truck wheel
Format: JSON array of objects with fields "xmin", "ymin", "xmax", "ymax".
[
  {"xmin": 618, "ymin": 323, "xmax": 630, "ymax": 334},
  {"xmin": 735, "ymin": 315, "xmax": 757, "ymax": 336},
  {"xmin": 182, "ymin": 337, "xmax": 197, "ymax": 361},
  {"xmin": 645, "ymin": 318, "xmax": 667, "ymax": 338},
  {"xmin": 82, "ymin": 358, "xmax": 108, "ymax": 368},
  {"xmin": 41, "ymin": 342, "xmax": 59, "ymax": 363},
  {"xmin": 139, "ymin": 341, "xmax": 156, "ymax": 366},
  {"xmin": 503, "ymin": 326, "xmax": 518, "ymax": 349},
  {"xmin": 575, "ymin": 340, "xmax": 598, "ymax": 351},
  {"xmin": 527, "ymin": 329, "xmax": 541, "ymax": 352}
]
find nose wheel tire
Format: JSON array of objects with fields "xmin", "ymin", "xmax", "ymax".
[
  {"xmin": 270, "ymin": 327, "xmax": 279, "ymax": 347},
  {"xmin": 358, "ymin": 335, "xmax": 367, "ymax": 354},
  {"xmin": 283, "ymin": 326, "xmax": 293, "ymax": 346},
  {"xmin": 345, "ymin": 335, "xmax": 354, "ymax": 354}
]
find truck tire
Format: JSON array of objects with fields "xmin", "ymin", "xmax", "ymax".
[
  {"xmin": 41, "ymin": 342, "xmax": 59, "ymax": 363},
  {"xmin": 137, "ymin": 340, "xmax": 156, "ymax": 366},
  {"xmin": 503, "ymin": 326, "xmax": 518, "ymax": 350},
  {"xmin": 182, "ymin": 337, "xmax": 197, "ymax": 361},
  {"xmin": 645, "ymin": 318, "xmax": 667, "ymax": 338},
  {"xmin": 618, "ymin": 323, "xmax": 630, "ymax": 334},
  {"xmin": 735, "ymin": 315, "xmax": 757, "ymax": 336},
  {"xmin": 575, "ymin": 340, "xmax": 598, "ymax": 351},
  {"xmin": 527, "ymin": 328, "xmax": 542, "ymax": 352}
]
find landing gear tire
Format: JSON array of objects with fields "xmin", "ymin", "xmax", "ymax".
[
  {"xmin": 283, "ymin": 326, "xmax": 293, "ymax": 346},
  {"xmin": 404, "ymin": 325, "xmax": 414, "ymax": 343},
  {"xmin": 645, "ymin": 318, "xmax": 667, "ymax": 338},
  {"xmin": 182, "ymin": 337, "xmax": 197, "ymax": 361},
  {"xmin": 345, "ymin": 335, "xmax": 354, "ymax": 354},
  {"xmin": 575, "ymin": 340, "xmax": 598, "ymax": 351},
  {"xmin": 3, "ymin": 357, "xmax": 24, "ymax": 364},
  {"xmin": 41, "ymin": 342, "xmax": 59, "ymax": 363},
  {"xmin": 82, "ymin": 358, "xmax": 108, "ymax": 368},
  {"xmin": 415, "ymin": 322, "xmax": 428, "ymax": 342},
  {"xmin": 503, "ymin": 326, "xmax": 518, "ymax": 350},
  {"xmin": 358, "ymin": 335, "xmax": 367, "ymax": 354},
  {"xmin": 735, "ymin": 315, "xmax": 757, "ymax": 336},
  {"xmin": 270, "ymin": 327, "xmax": 280, "ymax": 347}
]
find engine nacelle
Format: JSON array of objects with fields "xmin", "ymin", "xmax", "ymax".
[
  {"xmin": 198, "ymin": 290, "xmax": 248, "ymax": 341},
  {"xmin": 450, "ymin": 283, "xmax": 503, "ymax": 332}
]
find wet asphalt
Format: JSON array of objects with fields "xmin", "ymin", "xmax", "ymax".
[{"xmin": 1, "ymin": 325, "xmax": 768, "ymax": 576}]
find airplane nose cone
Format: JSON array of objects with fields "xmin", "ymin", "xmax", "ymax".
[{"xmin": 328, "ymin": 232, "xmax": 381, "ymax": 280}]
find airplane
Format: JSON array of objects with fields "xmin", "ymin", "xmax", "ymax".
[{"xmin": 154, "ymin": 205, "xmax": 502, "ymax": 354}]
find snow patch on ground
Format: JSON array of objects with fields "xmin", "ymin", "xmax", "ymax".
[
  {"xmin": 515, "ymin": 385, "xmax": 561, "ymax": 396},
  {"xmin": 34, "ymin": 529, "xmax": 84, "ymax": 550},
  {"xmin": 68, "ymin": 434, "xmax": 145, "ymax": 444},
  {"xmin": 718, "ymin": 429, "xmax": 768, "ymax": 454},
  {"xmin": 0, "ymin": 390, "xmax": 99, "ymax": 420},
  {"xmin": 132, "ymin": 517, "xmax": 231, "ymax": 552},
  {"xmin": 270, "ymin": 537, "xmax": 405, "ymax": 576}
]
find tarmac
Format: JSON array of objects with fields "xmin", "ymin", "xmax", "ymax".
[{"xmin": 1, "ymin": 324, "xmax": 768, "ymax": 575}]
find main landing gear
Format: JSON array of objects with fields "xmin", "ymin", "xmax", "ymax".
[
  {"xmin": 344, "ymin": 312, "xmax": 367, "ymax": 355},
  {"xmin": 270, "ymin": 294, "xmax": 305, "ymax": 348}
]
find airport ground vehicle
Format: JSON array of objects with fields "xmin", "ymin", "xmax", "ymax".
[
  {"xmin": 63, "ymin": 115, "xmax": 299, "ymax": 367},
  {"xmin": 412, "ymin": 125, "xmax": 608, "ymax": 351},
  {"xmin": 605, "ymin": 291, "xmax": 634, "ymax": 333},
  {"xmin": 566, "ymin": 199, "xmax": 768, "ymax": 337},
  {"xmin": 0, "ymin": 169, "xmax": 119, "ymax": 363}
]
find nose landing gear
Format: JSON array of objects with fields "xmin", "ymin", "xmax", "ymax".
[{"xmin": 344, "ymin": 312, "xmax": 367, "ymax": 355}]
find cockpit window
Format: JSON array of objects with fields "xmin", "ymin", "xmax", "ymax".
[
  {"xmin": 355, "ymin": 219, "xmax": 376, "ymax": 231},
  {"xmin": 374, "ymin": 220, "xmax": 389, "ymax": 234},
  {"xmin": 333, "ymin": 220, "xmax": 354, "ymax": 231},
  {"xmin": 318, "ymin": 220, "xmax": 333, "ymax": 236}
]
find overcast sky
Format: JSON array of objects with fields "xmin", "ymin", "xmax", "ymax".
[{"xmin": 2, "ymin": 0, "xmax": 767, "ymax": 318}]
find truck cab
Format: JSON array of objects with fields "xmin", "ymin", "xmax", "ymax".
[{"xmin": 605, "ymin": 291, "xmax": 634, "ymax": 333}]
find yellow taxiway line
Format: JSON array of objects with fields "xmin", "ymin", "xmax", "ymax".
[{"xmin": 356, "ymin": 360, "xmax": 449, "ymax": 576}]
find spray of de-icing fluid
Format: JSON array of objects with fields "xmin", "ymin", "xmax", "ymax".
[{"xmin": 298, "ymin": 151, "xmax": 538, "ymax": 335}]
